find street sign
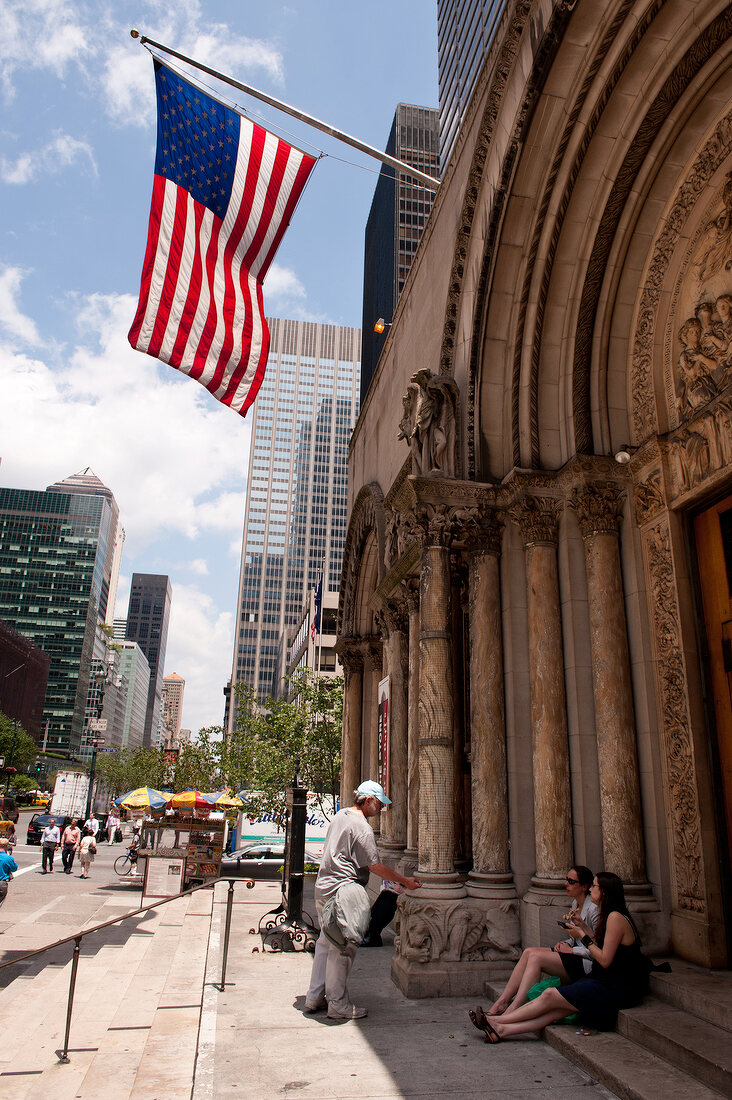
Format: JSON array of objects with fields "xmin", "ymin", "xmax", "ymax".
[
  {"xmin": 98, "ymin": 747, "xmax": 117, "ymax": 753},
  {"xmin": 88, "ymin": 719, "xmax": 108, "ymax": 732}
]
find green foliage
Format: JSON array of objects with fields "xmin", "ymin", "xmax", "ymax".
[
  {"xmin": 0, "ymin": 712, "xmax": 38, "ymax": 772},
  {"xmin": 229, "ymin": 671, "xmax": 342, "ymax": 823},
  {"xmin": 95, "ymin": 746, "xmax": 168, "ymax": 796}
]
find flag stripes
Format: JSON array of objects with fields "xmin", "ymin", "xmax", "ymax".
[{"xmin": 129, "ymin": 62, "xmax": 316, "ymax": 417}]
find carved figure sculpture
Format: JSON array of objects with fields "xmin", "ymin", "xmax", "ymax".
[
  {"xmin": 398, "ymin": 370, "xmax": 460, "ymax": 477},
  {"xmin": 676, "ymin": 318, "xmax": 719, "ymax": 416},
  {"xmin": 696, "ymin": 171, "xmax": 732, "ymax": 282}
]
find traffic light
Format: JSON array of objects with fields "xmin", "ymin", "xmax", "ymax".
[{"xmin": 36, "ymin": 761, "xmax": 42, "ymax": 773}]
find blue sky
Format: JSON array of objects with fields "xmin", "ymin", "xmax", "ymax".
[{"xmin": 0, "ymin": 0, "xmax": 438, "ymax": 734}]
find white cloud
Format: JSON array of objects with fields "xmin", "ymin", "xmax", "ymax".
[
  {"xmin": 265, "ymin": 263, "xmax": 306, "ymax": 305},
  {"xmin": 0, "ymin": 1, "xmax": 90, "ymax": 100},
  {"xmin": 1, "ymin": 130, "xmax": 97, "ymax": 184},
  {"xmin": 0, "ymin": 266, "xmax": 43, "ymax": 345},
  {"xmin": 164, "ymin": 583, "xmax": 233, "ymax": 732},
  {"xmin": 0, "ymin": 288, "xmax": 250, "ymax": 552}
]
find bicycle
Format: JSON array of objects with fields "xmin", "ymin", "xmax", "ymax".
[{"xmin": 113, "ymin": 849, "xmax": 139, "ymax": 876}]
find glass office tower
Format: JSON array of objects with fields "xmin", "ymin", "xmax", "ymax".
[
  {"xmin": 0, "ymin": 475, "xmax": 120, "ymax": 756},
  {"xmin": 361, "ymin": 104, "xmax": 439, "ymax": 400},
  {"xmin": 437, "ymin": 0, "xmax": 508, "ymax": 167},
  {"xmin": 125, "ymin": 573, "xmax": 172, "ymax": 747},
  {"xmin": 230, "ymin": 318, "xmax": 360, "ymax": 708}
]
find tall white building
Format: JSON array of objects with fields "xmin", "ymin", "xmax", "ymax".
[
  {"xmin": 162, "ymin": 672, "xmax": 185, "ymax": 746},
  {"xmin": 230, "ymin": 318, "xmax": 360, "ymax": 708}
]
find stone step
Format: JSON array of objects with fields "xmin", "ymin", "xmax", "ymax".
[
  {"xmin": 546, "ymin": 1024, "xmax": 726, "ymax": 1100},
  {"xmin": 650, "ymin": 962, "xmax": 732, "ymax": 1034},
  {"xmin": 617, "ymin": 999, "xmax": 732, "ymax": 1096}
]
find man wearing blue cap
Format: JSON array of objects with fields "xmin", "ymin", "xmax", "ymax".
[{"xmin": 304, "ymin": 780, "xmax": 421, "ymax": 1020}]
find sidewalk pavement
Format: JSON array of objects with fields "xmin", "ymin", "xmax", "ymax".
[{"xmin": 195, "ymin": 880, "xmax": 618, "ymax": 1100}]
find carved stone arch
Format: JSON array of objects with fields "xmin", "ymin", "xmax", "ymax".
[{"xmin": 338, "ymin": 482, "xmax": 386, "ymax": 639}]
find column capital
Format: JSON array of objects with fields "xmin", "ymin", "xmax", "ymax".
[
  {"xmin": 335, "ymin": 638, "xmax": 364, "ymax": 675},
  {"xmin": 509, "ymin": 494, "xmax": 562, "ymax": 547},
  {"xmin": 406, "ymin": 502, "xmax": 457, "ymax": 549},
  {"xmin": 362, "ymin": 638, "xmax": 383, "ymax": 673},
  {"xmin": 458, "ymin": 508, "xmax": 503, "ymax": 556},
  {"xmin": 403, "ymin": 576, "xmax": 420, "ymax": 613},
  {"xmin": 568, "ymin": 482, "xmax": 625, "ymax": 539}
]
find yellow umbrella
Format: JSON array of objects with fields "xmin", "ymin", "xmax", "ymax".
[
  {"xmin": 203, "ymin": 792, "xmax": 244, "ymax": 810},
  {"xmin": 117, "ymin": 786, "xmax": 167, "ymax": 810},
  {"xmin": 168, "ymin": 790, "xmax": 210, "ymax": 810}
]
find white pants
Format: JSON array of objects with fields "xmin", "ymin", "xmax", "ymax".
[{"xmin": 306, "ymin": 901, "xmax": 357, "ymax": 1012}]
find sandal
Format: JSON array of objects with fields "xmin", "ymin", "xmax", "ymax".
[
  {"xmin": 482, "ymin": 1019, "xmax": 501, "ymax": 1044},
  {"xmin": 468, "ymin": 1006, "xmax": 490, "ymax": 1033}
]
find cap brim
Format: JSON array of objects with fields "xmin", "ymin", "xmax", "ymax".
[{"xmin": 380, "ymin": 795, "xmax": 392, "ymax": 806}]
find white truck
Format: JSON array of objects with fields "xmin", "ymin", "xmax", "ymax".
[{"xmin": 50, "ymin": 770, "xmax": 89, "ymax": 819}]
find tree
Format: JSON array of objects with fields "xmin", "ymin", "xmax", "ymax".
[
  {"xmin": 0, "ymin": 711, "xmax": 38, "ymax": 774},
  {"xmin": 227, "ymin": 671, "xmax": 342, "ymax": 823},
  {"xmin": 94, "ymin": 746, "xmax": 167, "ymax": 797}
]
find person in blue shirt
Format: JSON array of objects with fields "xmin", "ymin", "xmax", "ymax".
[{"xmin": 0, "ymin": 837, "xmax": 18, "ymax": 909}]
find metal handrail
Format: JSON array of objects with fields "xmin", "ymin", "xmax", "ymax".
[{"xmin": 0, "ymin": 876, "xmax": 254, "ymax": 1063}]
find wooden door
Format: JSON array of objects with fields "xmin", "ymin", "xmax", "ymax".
[{"xmin": 694, "ymin": 495, "xmax": 732, "ymax": 851}]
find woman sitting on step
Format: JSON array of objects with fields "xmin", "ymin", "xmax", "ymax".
[
  {"xmin": 469, "ymin": 872, "xmax": 650, "ymax": 1043},
  {"xmin": 488, "ymin": 865, "xmax": 598, "ymax": 1016}
]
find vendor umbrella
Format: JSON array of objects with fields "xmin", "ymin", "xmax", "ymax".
[
  {"xmin": 116, "ymin": 786, "xmax": 168, "ymax": 810},
  {"xmin": 203, "ymin": 791, "xmax": 244, "ymax": 810},
  {"xmin": 168, "ymin": 789, "xmax": 211, "ymax": 810}
]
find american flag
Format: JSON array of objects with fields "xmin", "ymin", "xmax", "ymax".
[{"xmin": 129, "ymin": 61, "xmax": 316, "ymax": 417}]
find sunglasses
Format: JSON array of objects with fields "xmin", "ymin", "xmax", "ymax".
[{"xmin": 565, "ymin": 876, "xmax": 580, "ymax": 884}]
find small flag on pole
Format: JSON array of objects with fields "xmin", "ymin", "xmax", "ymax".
[
  {"xmin": 129, "ymin": 61, "xmax": 317, "ymax": 417},
  {"xmin": 311, "ymin": 577, "xmax": 322, "ymax": 641}
]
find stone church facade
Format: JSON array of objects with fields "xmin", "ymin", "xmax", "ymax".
[{"xmin": 339, "ymin": 0, "xmax": 732, "ymax": 996}]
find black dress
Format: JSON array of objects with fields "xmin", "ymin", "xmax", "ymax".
[{"xmin": 560, "ymin": 928, "xmax": 649, "ymax": 1030}]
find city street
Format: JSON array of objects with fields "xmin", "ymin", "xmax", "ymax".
[{"xmin": 0, "ymin": 809, "xmax": 145, "ymax": 989}]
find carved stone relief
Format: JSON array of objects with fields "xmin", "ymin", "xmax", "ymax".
[
  {"xmin": 633, "ymin": 469, "xmax": 665, "ymax": 526},
  {"xmin": 395, "ymin": 896, "xmax": 521, "ymax": 964},
  {"xmin": 668, "ymin": 393, "xmax": 732, "ymax": 497},
  {"xmin": 398, "ymin": 370, "xmax": 460, "ymax": 478},
  {"xmin": 642, "ymin": 520, "xmax": 704, "ymax": 914}
]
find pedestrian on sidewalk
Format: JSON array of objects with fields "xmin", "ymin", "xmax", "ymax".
[
  {"xmin": 0, "ymin": 838, "xmax": 17, "ymax": 909},
  {"xmin": 84, "ymin": 812, "xmax": 100, "ymax": 838},
  {"xmin": 61, "ymin": 818, "xmax": 81, "ymax": 874},
  {"xmin": 40, "ymin": 818, "xmax": 60, "ymax": 873},
  {"xmin": 78, "ymin": 827, "xmax": 97, "ymax": 878},
  {"xmin": 305, "ymin": 780, "xmax": 422, "ymax": 1020},
  {"xmin": 106, "ymin": 808, "xmax": 121, "ymax": 844}
]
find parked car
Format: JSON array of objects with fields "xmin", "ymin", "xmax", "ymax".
[
  {"xmin": 219, "ymin": 840, "xmax": 322, "ymax": 880},
  {"xmin": 0, "ymin": 795, "xmax": 19, "ymax": 823},
  {"xmin": 26, "ymin": 812, "xmax": 73, "ymax": 845}
]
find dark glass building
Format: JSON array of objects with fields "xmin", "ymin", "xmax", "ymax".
[
  {"xmin": 437, "ymin": 0, "xmax": 508, "ymax": 168},
  {"xmin": 125, "ymin": 573, "xmax": 172, "ymax": 747},
  {"xmin": 230, "ymin": 318, "xmax": 360, "ymax": 706},
  {"xmin": 0, "ymin": 477, "xmax": 120, "ymax": 757},
  {"xmin": 361, "ymin": 104, "xmax": 439, "ymax": 400},
  {"xmin": 0, "ymin": 617, "xmax": 50, "ymax": 742}
]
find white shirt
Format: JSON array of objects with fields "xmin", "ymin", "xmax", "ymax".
[
  {"xmin": 84, "ymin": 817, "xmax": 99, "ymax": 836},
  {"xmin": 41, "ymin": 825, "xmax": 60, "ymax": 845}
]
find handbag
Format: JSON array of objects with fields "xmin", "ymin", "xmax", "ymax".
[{"xmin": 88, "ymin": 840, "xmax": 97, "ymax": 855}]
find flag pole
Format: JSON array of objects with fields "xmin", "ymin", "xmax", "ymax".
[{"xmin": 130, "ymin": 30, "xmax": 439, "ymax": 192}]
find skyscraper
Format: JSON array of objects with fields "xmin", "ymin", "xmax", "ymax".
[
  {"xmin": 230, "ymin": 318, "xmax": 360, "ymax": 707},
  {"xmin": 0, "ymin": 471, "xmax": 122, "ymax": 756},
  {"xmin": 361, "ymin": 104, "xmax": 439, "ymax": 399},
  {"xmin": 117, "ymin": 641, "xmax": 150, "ymax": 750},
  {"xmin": 162, "ymin": 672, "xmax": 185, "ymax": 746},
  {"xmin": 125, "ymin": 573, "xmax": 172, "ymax": 747},
  {"xmin": 437, "ymin": 0, "xmax": 507, "ymax": 167}
]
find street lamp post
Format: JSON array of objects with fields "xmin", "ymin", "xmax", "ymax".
[
  {"xmin": 4, "ymin": 720, "xmax": 19, "ymax": 795},
  {"xmin": 83, "ymin": 666, "xmax": 109, "ymax": 821}
]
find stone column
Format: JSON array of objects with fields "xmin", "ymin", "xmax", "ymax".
[
  {"xmin": 379, "ymin": 597, "xmax": 409, "ymax": 854},
  {"xmin": 465, "ymin": 516, "xmax": 516, "ymax": 901},
  {"xmin": 364, "ymin": 639, "xmax": 383, "ymax": 834},
  {"xmin": 404, "ymin": 579, "xmax": 420, "ymax": 863},
  {"xmin": 337, "ymin": 640, "xmax": 363, "ymax": 806},
  {"xmin": 415, "ymin": 506, "xmax": 466, "ymax": 898},
  {"xmin": 569, "ymin": 483, "xmax": 647, "ymax": 883},
  {"xmin": 513, "ymin": 495, "xmax": 573, "ymax": 918}
]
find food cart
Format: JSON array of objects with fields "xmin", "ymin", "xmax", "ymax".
[{"xmin": 137, "ymin": 811, "xmax": 227, "ymax": 898}]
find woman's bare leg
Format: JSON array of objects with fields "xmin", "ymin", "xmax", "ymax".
[
  {"xmin": 489, "ymin": 949, "xmax": 531, "ymax": 1014},
  {"xmin": 491, "ymin": 989, "xmax": 576, "ymax": 1039},
  {"xmin": 509, "ymin": 950, "xmax": 568, "ymax": 1011}
]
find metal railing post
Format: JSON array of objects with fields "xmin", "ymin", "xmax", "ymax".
[
  {"xmin": 56, "ymin": 936, "xmax": 82, "ymax": 1063},
  {"xmin": 218, "ymin": 879, "xmax": 235, "ymax": 991}
]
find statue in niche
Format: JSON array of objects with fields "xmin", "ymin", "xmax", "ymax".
[
  {"xmin": 675, "ymin": 297, "xmax": 732, "ymax": 420},
  {"xmin": 696, "ymin": 171, "xmax": 732, "ymax": 283},
  {"xmin": 398, "ymin": 369, "xmax": 460, "ymax": 476}
]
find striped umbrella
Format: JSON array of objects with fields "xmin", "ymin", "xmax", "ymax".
[
  {"xmin": 116, "ymin": 786, "xmax": 168, "ymax": 810},
  {"xmin": 168, "ymin": 789, "xmax": 211, "ymax": 810},
  {"xmin": 203, "ymin": 791, "xmax": 244, "ymax": 810}
]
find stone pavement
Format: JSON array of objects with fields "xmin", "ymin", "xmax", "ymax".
[
  {"xmin": 194, "ymin": 880, "xmax": 617, "ymax": 1100},
  {"xmin": 0, "ymin": 862, "xmax": 618, "ymax": 1100}
]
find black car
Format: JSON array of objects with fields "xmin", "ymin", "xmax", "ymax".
[
  {"xmin": 219, "ymin": 840, "xmax": 322, "ymax": 879},
  {"xmin": 26, "ymin": 812, "xmax": 73, "ymax": 845}
]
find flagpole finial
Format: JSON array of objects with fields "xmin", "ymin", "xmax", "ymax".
[{"xmin": 130, "ymin": 28, "xmax": 140, "ymax": 39}]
